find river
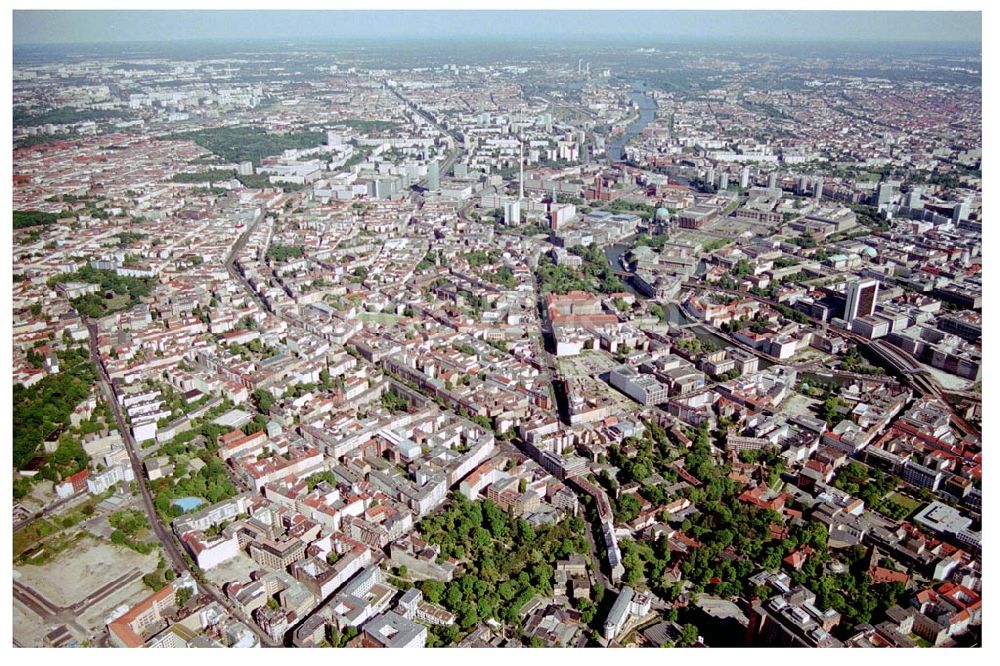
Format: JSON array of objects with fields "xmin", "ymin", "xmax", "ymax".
[
  {"xmin": 608, "ymin": 87, "xmax": 657, "ymax": 162},
  {"xmin": 603, "ymin": 241, "xmax": 775, "ymax": 365}
]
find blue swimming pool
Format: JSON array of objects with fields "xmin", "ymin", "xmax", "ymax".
[{"xmin": 171, "ymin": 496, "xmax": 205, "ymax": 512}]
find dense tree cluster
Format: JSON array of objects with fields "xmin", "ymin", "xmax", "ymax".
[
  {"xmin": 536, "ymin": 252, "xmax": 606, "ymax": 296},
  {"xmin": 381, "ymin": 391, "xmax": 410, "ymax": 414},
  {"xmin": 14, "ymin": 210, "xmax": 62, "ymax": 229},
  {"xmin": 483, "ymin": 265, "xmax": 516, "ymax": 288},
  {"xmin": 265, "ymin": 244, "xmax": 305, "ymax": 262},
  {"xmin": 170, "ymin": 169, "xmax": 237, "ymax": 184},
  {"xmin": 340, "ymin": 119, "xmax": 400, "ymax": 134},
  {"xmin": 839, "ymin": 345, "xmax": 885, "ymax": 375},
  {"xmin": 832, "ymin": 461, "xmax": 897, "ymax": 507},
  {"xmin": 109, "ymin": 509, "xmax": 156, "ymax": 554},
  {"xmin": 13, "ymin": 345, "xmax": 96, "ymax": 468},
  {"xmin": 152, "ymin": 453, "xmax": 238, "ymax": 519},
  {"xmin": 462, "ymin": 249, "xmax": 503, "ymax": 268},
  {"xmin": 173, "ymin": 126, "xmax": 326, "ymax": 166},
  {"xmin": 14, "ymin": 106, "xmax": 131, "ymax": 127},
  {"xmin": 49, "ymin": 265, "xmax": 154, "ymax": 318},
  {"xmin": 415, "ymin": 494, "xmax": 589, "ymax": 643}
]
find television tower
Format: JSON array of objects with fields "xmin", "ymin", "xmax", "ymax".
[
  {"xmin": 518, "ymin": 104, "xmax": 525, "ymax": 201},
  {"xmin": 519, "ymin": 138, "xmax": 524, "ymax": 200}
]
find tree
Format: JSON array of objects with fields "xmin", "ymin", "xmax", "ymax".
[
  {"xmin": 420, "ymin": 579, "xmax": 445, "ymax": 604},
  {"xmin": 176, "ymin": 586, "xmax": 193, "ymax": 607},
  {"xmin": 822, "ymin": 395, "xmax": 842, "ymax": 426},
  {"xmin": 253, "ymin": 389, "xmax": 275, "ymax": 414},
  {"xmin": 616, "ymin": 494, "xmax": 642, "ymax": 524},
  {"xmin": 516, "ymin": 518, "xmax": 536, "ymax": 543}
]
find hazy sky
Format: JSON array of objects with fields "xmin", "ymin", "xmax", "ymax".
[{"xmin": 13, "ymin": 10, "xmax": 982, "ymax": 46}]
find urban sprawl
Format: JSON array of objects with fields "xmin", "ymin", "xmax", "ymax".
[{"xmin": 11, "ymin": 41, "xmax": 982, "ymax": 649}]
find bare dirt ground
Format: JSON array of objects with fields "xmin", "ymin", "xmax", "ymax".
[
  {"xmin": 77, "ymin": 574, "xmax": 156, "ymax": 634},
  {"xmin": 19, "ymin": 479, "xmax": 56, "ymax": 513},
  {"xmin": 14, "ymin": 538, "xmax": 162, "ymax": 644},
  {"xmin": 17, "ymin": 539, "xmax": 158, "ymax": 606},
  {"xmin": 203, "ymin": 551, "xmax": 261, "ymax": 589},
  {"xmin": 781, "ymin": 391, "xmax": 821, "ymax": 419},
  {"xmin": 922, "ymin": 364, "xmax": 975, "ymax": 392},
  {"xmin": 557, "ymin": 350, "xmax": 618, "ymax": 378},
  {"xmin": 12, "ymin": 594, "xmax": 47, "ymax": 647}
]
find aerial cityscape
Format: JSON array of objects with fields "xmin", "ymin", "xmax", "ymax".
[{"xmin": 10, "ymin": 9, "xmax": 983, "ymax": 650}]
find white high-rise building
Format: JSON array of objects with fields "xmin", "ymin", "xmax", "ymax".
[
  {"xmin": 504, "ymin": 199, "xmax": 521, "ymax": 226},
  {"xmin": 876, "ymin": 181, "xmax": 898, "ymax": 207},
  {"xmin": 952, "ymin": 198, "xmax": 971, "ymax": 222},
  {"xmin": 426, "ymin": 160, "xmax": 439, "ymax": 190},
  {"xmin": 797, "ymin": 175, "xmax": 810, "ymax": 195}
]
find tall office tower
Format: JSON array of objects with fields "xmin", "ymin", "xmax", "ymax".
[
  {"xmin": 719, "ymin": 172, "xmax": 730, "ymax": 190},
  {"xmin": 740, "ymin": 166, "xmax": 750, "ymax": 189},
  {"xmin": 876, "ymin": 181, "xmax": 897, "ymax": 206},
  {"xmin": 578, "ymin": 59, "xmax": 583, "ymax": 75},
  {"xmin": 905, "ymin": 186, "xmax": 924, "ymax": 209},
  {"xmin": 952, "ymin": 198, "xmax": 971, "ymax": 223},
  {"xmin": 454, "ymin": 162, "xmax": 468, "ymax": 179},
  {"xmin": 845, "ymin": 279, "xmax": 879, "ymax": 322},
  {"xmin": 326, "ymin": 130, "xmax": 342, "ymax": 146},
  {"xmin": 767, "ymin": 171, "xmax": 778, "ymax": 189},
  {"xmin": 797, "ymin": 175, "xmax": 809, "ymax": 196},
  {"xmin": 427, "ymin": 160, "xmax": 440, "ymax": 190},
  {"xmin": 504, "ymin": 199, "xmax": 521, "ymax": 226},
  {"xmin": 705, "ymin": 167, "xmax": 716, "ymax": 188},
  {"xmin": 813, "ymin": 177, "xmax": 824, "ymax": 200}
]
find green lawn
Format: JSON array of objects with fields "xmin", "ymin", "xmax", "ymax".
[
  {"xmin": 873, "ymin": 491, "xmax": 922, "ymax": 521},
  {"xmin": 359, "ymin": 312, "xmax": 402, "ymax": 326}
]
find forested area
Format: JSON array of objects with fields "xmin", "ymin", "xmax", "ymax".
[
  {"xmin": 414, "ymin": 494, "xmax": 591, "ymax": 644},
  {"xmin": 13, "ymin": 345, "xmax": 96, "ymax": 469},
  {"xmin": 174, "ymin": 126, "xmax": 326, "ymax": 166}
]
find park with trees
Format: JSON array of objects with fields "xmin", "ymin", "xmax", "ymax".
[{"xmin": 413, "ymin": 493, "xmax": 590, "ymax": 644}]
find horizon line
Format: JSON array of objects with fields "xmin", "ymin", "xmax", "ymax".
[{"xmin": 13, "ymin": 34, "xmax": 983, "ymax": 48}]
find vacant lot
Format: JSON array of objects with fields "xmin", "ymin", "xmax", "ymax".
[
  {"xmin": 781, "ymin": 391, "xmax": 821, "ymax": 420},
  {"xmin": 16, "ymin": 538, "xmax": 160, "ymax": 609},
  {"xmin": 14, "ymin": 490, "xmax": 117, "ymax": 563},
  {"xmin": 557, "ymin": 350, "xmax": 618, "ymax": 378},
  {"xmin": 203, "ymin": 551, "xmax": 260, "ymax": 589},
  {"xmin": 14, "ymin": 536, "xmax": 161, "ymax": 646}
]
